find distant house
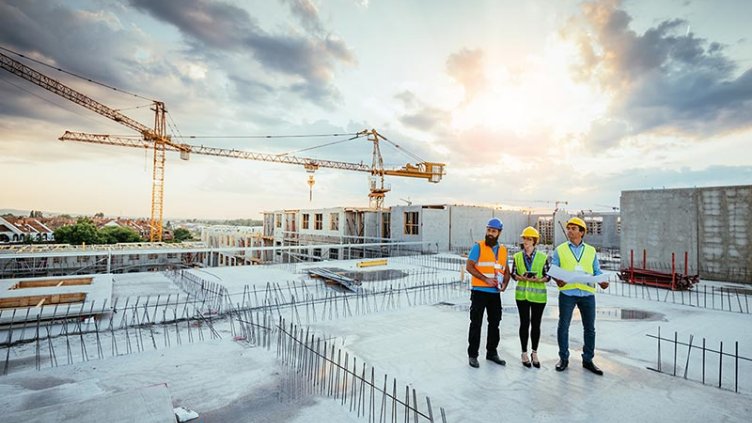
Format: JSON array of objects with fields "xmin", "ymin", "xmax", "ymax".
[{"xmin": 0, "ymin": 216, "xmax": 55, "ymax": 243}]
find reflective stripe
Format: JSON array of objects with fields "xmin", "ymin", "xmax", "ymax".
[
  {"xmin": 471, "ymin": 241, "xmax": 508, "ymax": 289},
  {"xmin": 514, "ymin": 251, "xmax": 548, "ymax": 303},
  {"xmin": 516, "ymin": 287, "xmax": 548, "ymax": 294}
]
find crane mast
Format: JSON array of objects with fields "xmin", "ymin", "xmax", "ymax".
[{"xmin": 0, "ymin": 50, "xmax": 186, "ymax": 241}]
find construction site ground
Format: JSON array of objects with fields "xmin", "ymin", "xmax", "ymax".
[{"xmin": 0, "ymin": 255, "xmax": 750, "ymax": 422}]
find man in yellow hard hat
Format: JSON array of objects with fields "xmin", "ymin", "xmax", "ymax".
[{"xmin": 551, "ymin": 217, "xmax": 609, "ymax": 375}]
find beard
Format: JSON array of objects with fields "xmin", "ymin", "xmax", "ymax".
[{"xmin": 484, "ymin": 234, "xmax": 498, "ymax": 246}]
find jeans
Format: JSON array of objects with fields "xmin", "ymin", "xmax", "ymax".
[
  {"xmin": 467, "ymin": 290, "xmax": 502, "ymax": 358},
  {"xmin": 557, "ymin": 292, "xmax": 596, "ymax": 362}
]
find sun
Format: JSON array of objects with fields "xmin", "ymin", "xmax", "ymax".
[{"xmin": 449, "ymin": 37, "xmax": 609, "ymax": 138}]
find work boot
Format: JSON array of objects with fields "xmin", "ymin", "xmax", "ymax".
[
  {"xmin": 468, "ymin": 357, "xmax": 479, "ymax": 368},
  {"xmin": 555, "ymin": 359, "xmax": 569, "ymax": 372},
  {"xmin": 583, "ymin": 361, "xmax": 604, "ymax": 375},
  {"xmin": 486, "ymin": 354, "xmax": 506, "ymax": 366},
  {"xmin": 521, "ymin": 352, "xmax": 531, "ymax": 368}
]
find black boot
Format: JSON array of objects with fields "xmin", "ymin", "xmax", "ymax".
[
  {"xmin": 486, "ymin": 354, "xmax": 506, "ymax": 366},
  {"xmin": 468, "ymin": 357, "xmax": 479, "ymax": 368},
  {"xmin": 583, "ymin": 361, "xmax": 603, "ymax": 375},
  {"xmin": 555, "ymin": 359, "xmax": 569, "ymax": 372}
]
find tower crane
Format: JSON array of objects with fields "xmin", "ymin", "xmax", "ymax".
[{"xmin": 0, "ymin": 49, "xmax": 445, "ymax": 241}]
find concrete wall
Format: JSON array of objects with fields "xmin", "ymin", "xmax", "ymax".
[
  {"xmin": 697, "ymin": 186, "xmax": 752, "ymax": 281},
  {"xmin": 422, "ymin": 207, "xmax": 450, "ymax": 252},
  {"xmin": 447, "ymin": 206, "xmax": 495, "ymax": 251},
  {"xmin": 363, "ymin": 211, "xmax": 384, "ymax": 239},
  {"xmin": 298, "ymin": 207, "xmax": 343, "ymax": 238},
  {"xmin": 388, "ymin": 205, "xmax": 535, "ymax": 253},
  {"xmin": 495, "ymin": 210, "xmax": 532, "ymax": 246},
  {"xmin": 389, "ymin": 205, "xmax": 424, "ymax": 246},
  {"xmin": 621, "ymin": 188, "xmax": 699, "ymax": 270},
  {"xmin": 621, "ymin": 185, "xmax": 752, "ymax": 283}
]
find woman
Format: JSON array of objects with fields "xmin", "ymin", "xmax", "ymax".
[{"xmin": 512, "ymin": 226, "xmax": 550, "ymax": 368}]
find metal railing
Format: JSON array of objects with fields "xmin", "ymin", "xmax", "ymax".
[
  {"xmin": 275, "ymin": 317, "xmax": 447, "ymax": 422},
  {"xmin": 598, "ymin": 278, "xmax": 751, "ymax": 314},
  {"xmin": 647, "ymin": 326, "xmax": 751, "ymax": 393}
]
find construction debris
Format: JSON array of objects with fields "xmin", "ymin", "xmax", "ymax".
[{"xmin": 174, "ymin": 406, "xmax": 199, "ymax": 422}]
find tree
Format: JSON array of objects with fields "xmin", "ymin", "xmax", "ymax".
[
  {"xmin": 53, "ymin": 219, "xmax": 102, "ymax": 245},
  {"xmin": 100, "ymin": 226, "xmax": 143, "ymax": 243},
  {"xmin": 94, "ymin": 212, "xmax": 105, "ymax": 218},
  {"xmin": 172, "ymin": 228, "xmax": 193, "ymax": 242}
]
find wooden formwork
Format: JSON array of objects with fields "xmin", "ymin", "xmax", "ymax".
[
  {"xmin": 0, "ymin": 292, "xmax": 87, "ymax": 309},
  {"xmin": 10, "ymin": 277, "xmax": 93, "ymax": 290}
]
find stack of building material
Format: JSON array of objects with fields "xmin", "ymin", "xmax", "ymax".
[
  {"xmin": 307, "ymin": 268, "xmax": 361, "ymax": 292},
  {"xmin": 618, "ymin": 267, "xmax": 699, "ymax": 291}
]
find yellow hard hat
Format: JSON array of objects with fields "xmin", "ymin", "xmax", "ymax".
[
  {"xmin": 520, "ymin": 226, "xmax": 540, "ymax": 239},
  {"xmin": 567, "ymin": 217, "xmax": 587, "ymax": 233}
]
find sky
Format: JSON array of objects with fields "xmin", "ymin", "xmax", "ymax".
[{"xmin": 1, "ymin": 0, "xmax": 751, "ymax": 220}]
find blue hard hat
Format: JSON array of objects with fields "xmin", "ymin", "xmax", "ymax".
[{"xmin": 487, "ymin": 218, "xmax": 503, "ymax": 230}]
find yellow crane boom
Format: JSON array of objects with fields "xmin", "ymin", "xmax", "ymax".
[
  {"xmin": 59, "ymin": 130, "xmax": 445, "ymax": 210},
  {"xmin": 1, "ymin": 49, "xmax": 445, "ymax": 240}
]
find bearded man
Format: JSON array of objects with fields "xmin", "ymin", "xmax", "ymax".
[{"xmin": 465, "ymin": 218, "xmax": 510, "ymax": 368}]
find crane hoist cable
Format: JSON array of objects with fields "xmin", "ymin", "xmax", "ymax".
[
  {"xmin": 0, "ymin": 72, "xmax": 118, "ymax": 128},
  {"xmin": 172, "ymin": 132, "xmax": 360, "ymax": 139},
  {"xmin": 276, "ymin": 136, "xmax": 360, "ymax": 157},
  {"xmin": 0, "ymin": 45, "xmax": 154, "ymax": 102},
  {"xmin": 377, "ymin": 133, "xmax": 426, "ymax": 164}
]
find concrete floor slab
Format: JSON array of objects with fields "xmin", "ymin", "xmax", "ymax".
[{"xmin": 6, "ymin": 384, "xmax": 175, "ymax": 423}]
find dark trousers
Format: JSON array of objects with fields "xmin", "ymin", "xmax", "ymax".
[
  {"xmin": 516, "ymin": 300, "xmax": 546, "ymax": 352},
  {"xmin": 467, "ymin": 290, "xmax": 502, "ymax": 358},
  {"xmin": 557, "ymin": 292, "xmax": 596, "ymax": 362}
]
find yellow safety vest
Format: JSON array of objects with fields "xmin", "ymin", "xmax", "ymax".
[
  {"xmin": 470, "ymin": 240, "xmax": 508, "ymax": 290},
  {"xmin": 514, "ymin": 251, "xmax": 548, "ymax": 303},
  {"xmin": 556, "ymin": 242, "xmax": 597, "ymax": 294}
]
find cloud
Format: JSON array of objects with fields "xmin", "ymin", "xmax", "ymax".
[
  {"xmin": 281, "ymin": 0, "xmax": 324, "ymax": 35},
  {"xmin": 0, "ymin": 0, "xmax": 150, "ymax": 91},
  {"xmin": 445, "ymin": 48, "xmax": 486, "ymax": 102},
  {"xmin": 568, "ymin": 0, "xmax": 752, "ymax": 147},
  {"xmin": 394, "ymin": 91, "xmax": 450, "ymax": 132},
  {"xmin": 129, "ymin": 0, "xmax": 356, "ymax": 105}
]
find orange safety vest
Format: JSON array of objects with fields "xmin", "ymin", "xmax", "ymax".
[{"xmin": 470, "ymin": 240, "xmax": 508, "ymax": 289}]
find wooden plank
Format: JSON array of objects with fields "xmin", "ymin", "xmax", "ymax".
[
  {"xmin": 14, "ymin": 277, "xmax": 93, "ymax": 289},
  {"xmin": 0, "ymin": 292, "xmax": 87, "ymax": 309}
]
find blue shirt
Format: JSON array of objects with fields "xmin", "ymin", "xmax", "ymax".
[
  {"xmin": 551, "ymin": 241, "xmax": 602, "ymax": 297},
  {"xmin": 468, "ymin": 242, "xmax": 501, "ymax": 293}
]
